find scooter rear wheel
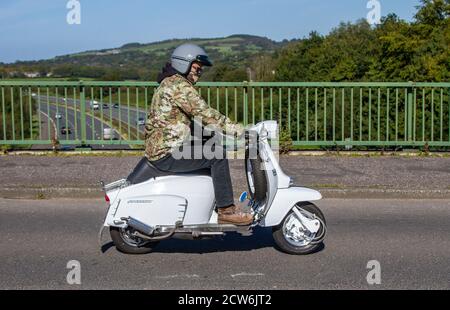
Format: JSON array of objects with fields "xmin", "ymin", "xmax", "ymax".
[
  {"xmin": 110, "ymin": 227, "xmax": 159, "ymax": 254},
  {"xmin": 272, "ymin": 203, "xmax": 326, "ymax": 255}
]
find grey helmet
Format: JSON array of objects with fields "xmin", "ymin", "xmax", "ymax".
[{"xmin": 171, "ymin": 43, "xmax": 213, "ymax": 75}]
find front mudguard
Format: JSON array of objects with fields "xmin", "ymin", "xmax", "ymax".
[{"xmin": 260, "ymin": 187, "xmax": 322, "ymax": 227}]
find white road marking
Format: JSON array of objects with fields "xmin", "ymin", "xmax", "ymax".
[
  {"xmin": 231, "ymin": 272, "xmax": 265, "ymax": 278},
  {"xmin": 38, "ymin": 110, "xmax": 58, "ymax": 141},
  {"xmin": 155, "ymin": 274, "xmax": 200, "ymax": 279}
]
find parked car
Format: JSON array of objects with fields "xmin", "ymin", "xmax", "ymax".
[
  {"xmin": 90, "ymin": 100, "xmax": 100, "ymax": 110},
  {"xmin": 113, "ymin": 103, "xmax": 119, "ymax": 109},
  {"xmin": 137, "ymin": 117, "xmax": 145, "ymax": 126},
  {"xmin": 102, "ymin": 103, "xmax": 109, "ymax": 109},
  {"xmin": 103, "ymin": 128, "xmax": 117, "ymax": 140},
  {"xmin": 55, "ymin": 113, "xmax": 62, "ymax": 119},
  {"xmin": 61, "ymin": 126, "xmax": 72, "ymax": 135}
]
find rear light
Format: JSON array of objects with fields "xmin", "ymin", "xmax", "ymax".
[{"xmin": 104, "ymin": 194, "xmax": 110, "ymax": 203}]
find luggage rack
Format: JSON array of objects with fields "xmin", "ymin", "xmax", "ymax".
[{"xmin": 100, "ymin": 179, "xmax": 129, "ymax": 192}]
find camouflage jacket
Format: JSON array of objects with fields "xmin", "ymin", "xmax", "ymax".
[{"xmin": 144, "ymin": 74, "xmax": 244, "ymax": 161}]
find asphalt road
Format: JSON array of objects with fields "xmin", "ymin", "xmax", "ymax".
[{"xmin": 0, "ymin": 198, "xmax": 448, "ymax": 289}]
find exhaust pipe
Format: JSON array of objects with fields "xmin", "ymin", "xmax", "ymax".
[
  {"xmin": 124, "ymin": 217, "xmax": 182, "ymax": 241},
  {"xmin": 125, "ymin": 217, "xmax": 155, "ymax": 236}
]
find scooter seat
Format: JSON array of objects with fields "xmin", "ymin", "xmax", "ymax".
[{"xmin": 126, "ymin": 157, "xmax": 211, "ymax": 185}]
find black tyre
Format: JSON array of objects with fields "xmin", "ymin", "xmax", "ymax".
[
  {"xmin": 110, "ymin": 227, "xmax": 159, "ymax": 254},
  {"xmin": 245, "ymin": 156, "xmax": 267, "ymax": 202},
  {"xmin": 272, "ymin": 203, "xmax": 326, "ymax": 255}
]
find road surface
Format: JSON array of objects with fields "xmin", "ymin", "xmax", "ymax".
[{"xmin": 0, "ymin": 198, "xmax": 448, "ymax": 289}]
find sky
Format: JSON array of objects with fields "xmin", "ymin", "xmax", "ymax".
[{"xmin": 0, "ymin": 0, "xmax": 421, "ymax": 64}]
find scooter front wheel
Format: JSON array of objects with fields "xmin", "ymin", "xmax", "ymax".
[
  {"xmin": 110, "ymin": 227, "xmax": 159, "ymax": 254},
  {"xmin": 272, "ymin": 203, "xmax": 326, "ymax": 255}
]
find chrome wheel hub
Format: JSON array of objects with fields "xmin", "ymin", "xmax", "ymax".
[
  {"xmin": 120, "ymin": 228, "xmax": 149, "ymax": 247},
  {"xmin": 282, "ymin": 213, "xmax": 316, "ymax": 247}
]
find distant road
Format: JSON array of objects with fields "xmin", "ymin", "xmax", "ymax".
[
  {"xmin": 35, "ymin": 94, "xmax": 147, "ymax": 131},
  {"xmin": 33, "ymin": 94, "xmax": 139, "ymax": 150}
]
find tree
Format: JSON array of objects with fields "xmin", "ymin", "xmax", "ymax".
[
  {"xmin": 414, "ymin": 0, "xmax": 450, "ymax": 26},
  {"xmin": 251, "ymin": 54, "xmax": 276, "ymax": 81},
  {"xmin": 275, "ymin": 20, "xmax": 377, "ymax": 82},
  {"xmin": 275, "ymin": 31, "xmax": 324, "ymax": 81}
]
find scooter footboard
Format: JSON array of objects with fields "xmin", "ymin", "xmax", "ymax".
[
  {"xmin": 106, "ymin": 194, "xmax": 188, "ymax": 228},
  {"xmin": 261, "ymin": 187, "xmax": 322, "ymax": 227}
]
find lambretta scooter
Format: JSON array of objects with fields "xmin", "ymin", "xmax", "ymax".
[{"xmin": 99, "ymin": 121, "xmax": 326, "ymax": 255}]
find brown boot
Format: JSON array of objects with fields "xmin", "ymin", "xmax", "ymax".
[{"xmin": 218, "ymin": 205, "xmax": 253, "ymax": 226}]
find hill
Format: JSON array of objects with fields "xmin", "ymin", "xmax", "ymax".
[{"xmin": 1, "ymin": 34, "xmax": 288, "ymax": 81}]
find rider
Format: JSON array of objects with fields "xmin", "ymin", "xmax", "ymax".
[{"xmin": 144, "ymin": 43, "xmax": 253, "ymax": 226}]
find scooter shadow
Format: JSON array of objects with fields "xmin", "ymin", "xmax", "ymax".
[
  {"xmin": 154, "ymin": 227, "xmax": 275, "ymax": 254},
  {"xmin": 102, "ymin": 227, "xmax": 325, "ymax": 254}
]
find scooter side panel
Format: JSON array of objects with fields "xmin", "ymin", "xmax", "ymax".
[
  {"xmin": 260, "ymin": 187, "xmax": 322, "ymax": 227},
  {"xmin": 110, "ymin": 175, "xmax": 215, "ymax": 226},
  {"xmin": 113, "ymin": 194, "xmax": 187, "ymax": 227}
]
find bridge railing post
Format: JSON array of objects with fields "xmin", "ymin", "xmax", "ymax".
[
  {"xmin": 79, "ymin": 82, "xmax": 87, "ymax": 148},
  {"xmin": 407, "ymin": 83, "xmax": 414, "ymax": 143},
  {"xmin": 243, "ymin": 81, "xmax": 249, "ymax": 126}
]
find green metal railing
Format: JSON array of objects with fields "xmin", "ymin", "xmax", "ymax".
[{"xmin": 0, "ymin": 81, "xmax": 449, "ymax": 149}]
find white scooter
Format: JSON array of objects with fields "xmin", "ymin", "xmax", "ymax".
[{"xmin": 99, "ymin": 121, "xmax": 326, "ymax": 255}]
